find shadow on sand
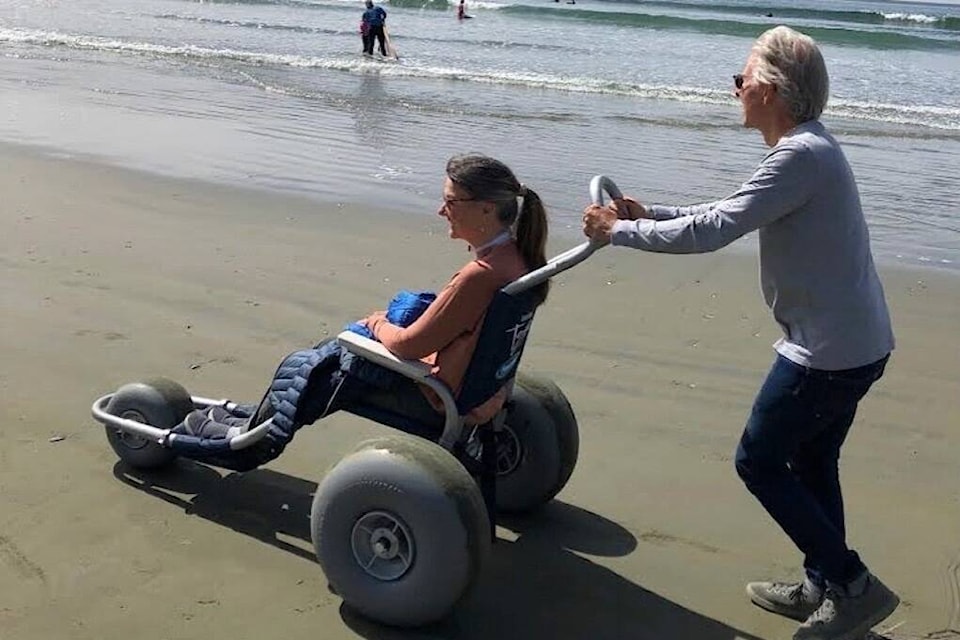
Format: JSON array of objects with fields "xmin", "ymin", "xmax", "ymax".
[{"xmin": 115, "ymin": 460, "xmax": 765, "ymax": 640}]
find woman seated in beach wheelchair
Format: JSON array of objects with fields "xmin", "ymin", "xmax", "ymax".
[{"xmin": 92, "ymin": 154, "xmax": 615, "ymax": 627}]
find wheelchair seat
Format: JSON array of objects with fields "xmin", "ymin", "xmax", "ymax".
[{"xmin": 338, "ymin": 287, "xmax": 539, "ymax": 449}]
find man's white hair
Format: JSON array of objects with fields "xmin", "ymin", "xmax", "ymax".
[{"xmin": 751, "ymin": 26, "xmax": 829, "ymax": 123}]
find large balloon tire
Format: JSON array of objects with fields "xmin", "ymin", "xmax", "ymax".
[
  {"xmin": 103, "ymin": 378, "xmax": 193, "ymax": 469},
  {"xmin": 490, "ymin": 383, "xmax": 564, "ymax": 514},
  {"xmin": 312, "ymin": 435, "xmax": 490, "ymax": 627},
  {"xmin": 515, "ymin": 372, "xmax": 580, "ymax": 503}
]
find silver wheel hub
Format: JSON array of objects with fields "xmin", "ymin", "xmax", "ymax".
[
  {"xmin": 351, "ymin": 511, "xmax": 414, "ymax": 581},
  {"xmin": 466, "ymin": 425, "xmax": 523, "ymax": 476},
  {"xmin": 494, "ymin": 426, "xmax": 522, "ymax": 475},
  {"xmin": 370, "ymin": 528, "xmax": 399, "ymax": 558},
  {"xmin": 117, "ymin": 410, "xmax": 149, "ymax": 449}
]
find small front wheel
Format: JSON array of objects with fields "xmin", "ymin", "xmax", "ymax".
[{"xmin": 103, "ymin": 378, "xmax": 193, "ymax": 469}]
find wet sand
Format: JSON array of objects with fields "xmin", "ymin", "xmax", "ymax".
[{"xmin": 1, "ymin": 143, "xmax": 958, "ymax": 640}]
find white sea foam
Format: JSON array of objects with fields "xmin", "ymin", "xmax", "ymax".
[
  {"xmin": 881, "ymin": 12, "xmax": 941, "ymax": 24},
  {"xmin": 3, "ymin": 27, "xmax": 958, "ymax": 131},
  {"xmin": 2, "ymin": 0, "xmax": 959, "ymax": 269}
]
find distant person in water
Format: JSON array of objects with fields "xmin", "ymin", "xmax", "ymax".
[
  {"xmin": 359, "ymin": 15, "xmax": 370, "ymax": 54},
  {"xmin": 457, "ymin": 0, "xmax": 471, "ymax": 20},
  {"xmin": 362, "ymin": 0, "xmax": 388, "ymax": 57}
]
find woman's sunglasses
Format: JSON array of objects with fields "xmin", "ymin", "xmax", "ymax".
[{"xmin": 733, "ymin": 74, "xmax": 745, "ymax": 90}]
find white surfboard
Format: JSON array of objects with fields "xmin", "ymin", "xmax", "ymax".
[{"xmin": 383, "ymin": 26, "xmax": 400, "ymax": 60}]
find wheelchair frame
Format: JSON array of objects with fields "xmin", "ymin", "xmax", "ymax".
[
  {"xmin": 90, "ymin": 176, "xmax": 618, "ymax": 458},
  {"xmin": 89, "ymin": 176, "xmax": 622, "ymax": 628}
]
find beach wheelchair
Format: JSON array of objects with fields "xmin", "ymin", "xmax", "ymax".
[{"xmin": 90, "ymin": 176, "xmax": 621, "ymax": 627}]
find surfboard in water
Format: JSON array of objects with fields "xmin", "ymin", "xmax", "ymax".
[{"xmin": 383, "ymin": 27, "xmax": 400, "ymax": 60}]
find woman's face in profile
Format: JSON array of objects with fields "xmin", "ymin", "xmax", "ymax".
[{"xmin": 439, "ymin": 177, "xmax": 490, "ymax": 242}]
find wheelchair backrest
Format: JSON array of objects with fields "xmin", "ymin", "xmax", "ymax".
[{"xmin": 455, "ymin": 288, "xmax": 539, "ymax": 414}]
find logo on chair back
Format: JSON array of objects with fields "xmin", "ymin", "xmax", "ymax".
[{"xmin": 496, "ymin": 312, "xmax": 534, "ymax": 380}]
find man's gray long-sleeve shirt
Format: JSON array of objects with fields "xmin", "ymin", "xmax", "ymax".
[{"xmin": 611, "ymin": 120, "xmax": 894, "ymax": 370}]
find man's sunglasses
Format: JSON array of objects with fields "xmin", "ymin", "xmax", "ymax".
[{"xmin": 733, "ymin": 73, "xmax": 745, "ymax": 90}]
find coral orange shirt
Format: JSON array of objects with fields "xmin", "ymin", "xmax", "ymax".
[{"xmin": 365, "ymin": 241, "xmax": 528, "ymax": 418}]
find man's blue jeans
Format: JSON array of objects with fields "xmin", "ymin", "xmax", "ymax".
[{"xmin": 735, "ymin": 353, "xmax": 889, "ymax": 587}]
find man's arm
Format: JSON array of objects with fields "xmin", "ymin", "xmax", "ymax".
[{"xmin": 611, "ymin": 143, "xmax": 816, "ymax": 254}]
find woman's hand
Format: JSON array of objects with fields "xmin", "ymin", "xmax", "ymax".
[{"xmin": 360, "ymin": 310, "xmax": 387, "ymax": 331}]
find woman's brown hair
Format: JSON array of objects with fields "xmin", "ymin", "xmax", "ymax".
[{"xmin": 445, "ymin": 154, "xmax": 549, "ymax": 305}]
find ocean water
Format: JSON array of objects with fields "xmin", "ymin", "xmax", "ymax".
[{"xmin": 1, "ymin": 0, "xmax": 959, "ymax": 269}]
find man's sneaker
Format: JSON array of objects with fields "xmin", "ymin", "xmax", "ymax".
[
  {"xmin": 793, "ymin": 573, "xmax": 899, "ymax": 640},
  {"xmin": 746, "ymin": 579, "xmax": 823, "ymax": 621}
]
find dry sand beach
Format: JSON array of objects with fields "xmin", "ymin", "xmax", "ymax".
[{"xmin": 1, "ymin": 143, "xmax": 958, "ymax": 640}]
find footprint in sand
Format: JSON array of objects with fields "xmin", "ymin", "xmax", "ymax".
[{"xmin": 0, "ymin": 535, "xmax": 46, "ymax": 583}]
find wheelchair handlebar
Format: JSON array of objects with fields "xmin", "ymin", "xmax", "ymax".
[
  {"xmin": 502, "ymin": 175, "xmax": 621, "ymax": 295},
  {"xmin": 589, "ymin": 174, "xmax": 624, "ymax": 207}
]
